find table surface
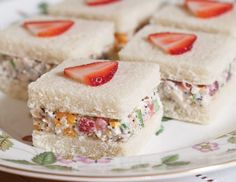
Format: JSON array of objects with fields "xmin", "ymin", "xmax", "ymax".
[{"xmin": 0, "ymin": 171, "xmax": 60, "ymax": 182}]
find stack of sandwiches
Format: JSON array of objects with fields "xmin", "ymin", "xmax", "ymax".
[{"xmin": 1, "ymin": 0, "xmax": 236, "ymax": 159}]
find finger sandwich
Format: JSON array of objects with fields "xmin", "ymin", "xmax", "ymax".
[
  {"xmin": 119, "ymin": 25, "xmax": 236, "ymax": 124},
  {"xmin": 28, "ymin": 58, "xmax": 163, "ymax": 159},
  {"xmin": 151, "ymin": 0, "xmax": 236, "ymax": 36},
  {"xmin": 48, "ymin": 0, "xmax": 162, "ymax": 48},
  {"xmin": 0, "ymin": 16, "xmax": 114, "ymax": 100}
]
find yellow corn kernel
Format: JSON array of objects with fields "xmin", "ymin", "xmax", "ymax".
[
  {"xmin": 63, "ymin": 128, "xmax": 77, "ymax": 138},
  {"xmin": 33, "ymin": 124, "xmax": 41, "ymax": 131},
  {"xmin": 54, "ymin": 119, "xmax": 62, "ymax": 127},
  {"xmin": 115, "ymin": 33, "xmax": 128, "ymax": 45},
  {"xmin": 66, "ymin": 114, "xmax": 77, "ymax": 125},
  {"xmin": 109, "ymin": 120, "xmax": 120, "ymax": 128},
  {"xmin": 54, "ymin": 112, "xmax": 66, "ymax": 126}
]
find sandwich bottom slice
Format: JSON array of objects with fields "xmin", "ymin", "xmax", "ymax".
[
  {"xmin": 32, "ymin": 88, "xmax": 163, "ymax": 159},
  {"xmin": 159, "ymin": 59, "xmax": 236, "ymax": 124}
]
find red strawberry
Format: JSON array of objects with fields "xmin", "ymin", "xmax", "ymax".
[
  {"xmin": 23, "ymin": 20, "xmax": 74, "ymax": 38},
  {"xmin": 78, "ymin": 118, "xmax": 96, "ymax": 134},
  {"xmin": 64, "ymin": 61, "xmax": 118, "ymax": 87},
  {"xmin": 86, "ymin": 0, "xmax": 121, "ymax": 6},
  {"xmin": 148, "ymin": 32, "xmax": 197, "ymax": 55},
  {"xmin": 185, "ymin": 0, "xmax": 234, "ymax": 18}
]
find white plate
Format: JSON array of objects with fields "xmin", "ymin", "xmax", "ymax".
[{"xmin": 1, "ymin": 0, "xmax": 236, "ymax": 181}]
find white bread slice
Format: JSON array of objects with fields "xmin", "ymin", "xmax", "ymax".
[
  {"xmin": 151, "ymin": 4, "xmax": 236, "ymax": 36},
  {"xmin": 0, "ymin": 16, "xmax": 115, "ymax": 64},
  {"xmin": 48, "ymin": 0, "xmax": 162, "ymax": 34},
  {"xmin": 119, "ymin": 25, "xmax": 236, "ymax": 85},
  {"xmin": 32, "ymin": 109, "xmax": 163, "ymax": 159},
  {"xmin": 28, "ymin": 58, "xmax": 161, "ymax": 120}
]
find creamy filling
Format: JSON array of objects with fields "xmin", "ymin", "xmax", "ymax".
[
  {"xmin": 32, "ymin": 88, "xmax": 161, "ymax": 142},
  {"xmin": 0, "ymin": 54, "xmax": 54, "ymax": 84},
  {"xmin": 160, "ymin": 62, "xmax": 233, "ymax": 107}
]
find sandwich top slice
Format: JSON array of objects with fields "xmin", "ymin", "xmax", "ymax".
[
  {"xmin": 0, "ymin": 16, "xmax": 114, "ymax": 65},
  {"xmin": 151, "ymin": 0, "xmax": 236, "ymax": 36},
  {"xmin": 28, "ymin": 58, "xmax": 163, "ymax": 158},
  {"xmin": 0, "ymin": 16, "xmax": 114, "ymax": 100},
  {"xmin": 119, "ymin": 25, "xmax": 236, "ymax": 85}
]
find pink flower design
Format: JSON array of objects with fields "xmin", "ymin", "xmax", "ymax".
[
  {"xmin": 192, "ymin": 142, "xmax": 219, "ymax": 152},
  {"xmin": 56, "ymin": 155, "xmax": 112, "ymax": 164},
  {"xmin": 76, "ymin": 156, "xmax": 112, "ymax": 164},
  {"xmin": 56, "ymin": 155, "xmax": 79, "ymax": 164}
]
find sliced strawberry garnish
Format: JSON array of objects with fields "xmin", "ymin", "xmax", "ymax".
[
  {"xmin": 86, "ymin": 0, "xmax": 121, "ymax": 6},
  {"xmin": 185, "ymin": 0, "xmax": 234, "ymax": 18},
  {"xmin": 148, "ymin": 32, "xmax": 197, "ymax": 55},
  {"xmin": 64, "ymin": 61, "xmax": 118, "ymax": 87},
  {"xmin": 22, "ymin": 20, "xmax": 74, "ymax": 38}
]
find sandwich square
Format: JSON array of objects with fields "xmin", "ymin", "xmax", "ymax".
[
  {"xmin": 48, "ymin": 0, "xmax": 162, "ymax": 46},
  {"xmin": 0, "ymin": 16, "xmax": 114, "ymax": 100},
  {"xmin": 151, "ymin": 2, "xmax": 236, "ymax": 36},
  {"xmin": 119, "ymin": 25, "xmax": 236, "ymax": 124},
  {"xmin": 0, "ymin": 16, "xmax": 115, "ymax": 65},
  {"xmin": 120, "ymin": 25, "xmax": 236, "ymax": 85},
  {"xmin": 28, "ymin": 58, "xmax": 163, "ymax": 158}
]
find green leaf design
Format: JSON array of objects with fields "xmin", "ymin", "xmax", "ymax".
[
  {"xmin": 46, "ymin": 165, "xmax": 73, "ymax": 171},
  {"xmin": 38, "ymin": 2, "xmax": 48, "ymax": 14},
  {"xmin": 155, "ymin": 125, "xmax": 164, "ymax": 136},
  {"xmin": 130, "ymin": 163, "xmax": 150, "ymax": 170},
  {"xmin": 228, "ymin": 137, "xmax": 236, "ymax": 144},
  {"xmin": 165, "ymin": 161, "xmax": 190, "ymax": 166},
  {"xmin": 0, "ymin": 135, "xmax": 13, "ymax": 151},
  {"xmin": 3, "ymin": 159, "xmax": 36, "ymax": 165},
  {"xmin": 32, "ymin": 152, "xmax": 56, "ymax": 165},
  {"xmin": 162, "ymin": 117, "xmax": 172, "ymax": 122},
  {"xmin": 152, "ymin": 164, "xmax": 164, "ymax": 169},
  {"xmin": 161, "ymin": 154, "xmax": 179, "ymax": 164}
]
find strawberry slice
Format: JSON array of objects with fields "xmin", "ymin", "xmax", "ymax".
[
  {"xmin": 64, "ymin": 61, "xmax": 118, "ymax": 87},
  {"xmin": 185, "ymin": 0, "xmax": 234, "ymax": 18},
  {"xmin": 148, "ymin": 32, "xmax": 197, "ymax": 55},
  {"xmin": 86, "ymin": 0, "xmax": 121, "ymax": 6},
  {"xmin": 23, "ymin": 20, "xmax": 74, "ymax": 38}
]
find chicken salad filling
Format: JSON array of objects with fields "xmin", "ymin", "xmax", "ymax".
[
  {"xmin": 31, "ymin": 88, "xmax": 161, "ymax": 143},
  {"xmin": 0, "ymin": 53, "xmax": 54, "ymax": 84}
]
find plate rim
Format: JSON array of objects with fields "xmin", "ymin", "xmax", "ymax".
[{"xmin": 1, "ymin": 157, "xmax": 236, "ymax": 181}]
